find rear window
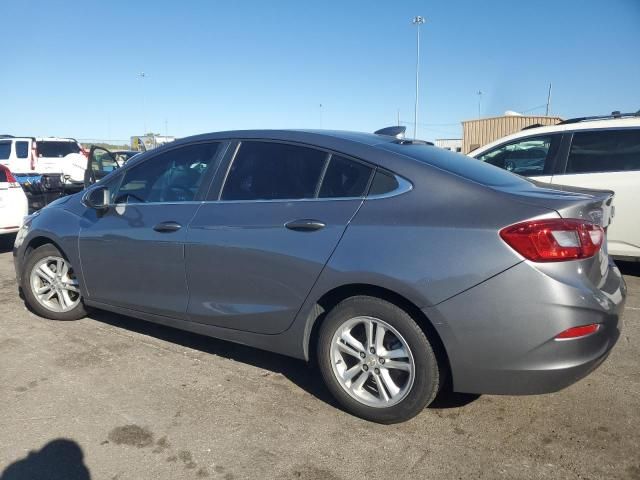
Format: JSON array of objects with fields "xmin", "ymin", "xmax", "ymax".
[
  {"xmin": 381, "ymin": 143, "xmax": 527, "ymax": 187},
  {"xmin": 15, "ymin": 141, "xmax": 29, "ymax": 159},
  {"xmin": 37, "ymin": 141, "xmax": 80, "ymax": 158},
  {"xmin": 0, "ymin": 141, "xmax": 11, "ymax": 160}
]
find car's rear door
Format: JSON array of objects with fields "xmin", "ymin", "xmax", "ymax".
[
  {"xmin": 79, "ymin": 141, "xmax": 225, "ymax": 318},
  {"xmin": 547, "ymin": 128, "xmax": 640, "ymax": 258},
  {"xmin": 185, "ymin": 140, "xmax": 373, "ymax": 334}
]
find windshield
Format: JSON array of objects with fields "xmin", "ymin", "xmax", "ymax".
[
  {"xmin": 380, "ymin": 143, "xmax": 529, "ymax": 187},
  {"xmin": 37, "ymin": 141, "xmax": 81, "ymax": 158}
]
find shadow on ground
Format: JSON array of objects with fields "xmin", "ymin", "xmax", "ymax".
[
  {"xmin": 0, "ymin": 438, "xmax": 90, "ymax": 480},
  {"xmin": 0, "ymin": 234, "xmax": 16, "ymax": 254},
  {"xmin": 616, "ymin": 260, "xmax": 640, "ymax": 277},
  {"xmin": 88, "ymin": 308, "xmax": 476, "ymax": 412}
]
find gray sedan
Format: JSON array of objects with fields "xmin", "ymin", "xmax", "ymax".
[{"xmin": 13, "ymin": 128, "xmax": 626, "ymax": 423}]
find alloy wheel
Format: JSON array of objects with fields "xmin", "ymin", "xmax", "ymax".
[
  {"xmin": 29, "ymin": 256, "xmax": 81, "ymax": 313},
  {"xmin": 330, "ymin": 316, "xmax": 415, "ymax": 408}
]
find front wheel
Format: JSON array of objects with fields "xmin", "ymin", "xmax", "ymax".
[
  {"xmin": 22, "ymin": 244, "xmax": 87, "ymax": 321},
  {"xmin": 317, "ymin": 296, "xmax": 440, "ymax": 423}
]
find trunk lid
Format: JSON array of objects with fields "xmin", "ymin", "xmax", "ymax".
[{"xmin": 499, "ymin": 178, "xmax": 614, "ymax": 229}]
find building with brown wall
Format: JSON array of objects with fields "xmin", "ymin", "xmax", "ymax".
[{"xmin": 462, "ymin": 115, "xmax": 562, "ymax": 153}]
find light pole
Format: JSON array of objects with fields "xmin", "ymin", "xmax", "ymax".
[
  {"xmin": 138, "ymin": 72, "xmax": 147, "ymax": 134},
  {"xmin": 477, "ymin": 90, "xmax": 483, "ymax": 119},
  {"xmin": 412, "ymin": 16, "xmax": 425, "ymax": 139}
]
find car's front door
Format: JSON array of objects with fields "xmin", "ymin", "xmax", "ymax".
[
  {"xmin": 85, "ymin": 146, "xmax": 120, "ymax": 188},
  {"xmin": 185, "ymin": 141, "xmax": 374, "ymax": 334},
  {"xmin": 78, "ymin": 142, "xmax": 224, "ymax": 318}
]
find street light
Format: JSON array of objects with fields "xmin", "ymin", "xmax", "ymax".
[
  {"xmin": 477, "ymin": 90, "xmax": 483, "ymax": 119},
  {"xmin": 412, "ymin": 15, "xmax": 426, "ymax": 139},
  {"xmin": 138, "ymin": 72, "xmax": 147, "ymax": 134}
]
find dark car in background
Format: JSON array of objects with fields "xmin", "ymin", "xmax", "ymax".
[{"xmin": 13, "ymin": 128, "xmax": 625, "ymax": 423}]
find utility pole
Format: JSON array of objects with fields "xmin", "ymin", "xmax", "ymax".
[
  {"xmin": 477, "ymin": 90, "xmax": 483, "ymax": 119},
  {"xmin": 545, "ymin": 82, "xmax": 552, "ymax": 116},
  {"xmin": 138, "ymin": 72, "xmax": 147, "ymax": 134},
  {"xmin": 412, "ymin": 16, "xmax": 425, "ymax": 139},
  {"xmin": 319, "ymin": 103, "xmax": 323, "ymax": 129},
  {"xmin": 397, "ymin": 109, "xmax": 401, "ymax": 126}
]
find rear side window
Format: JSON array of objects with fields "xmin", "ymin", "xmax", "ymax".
[
  {"xmin": 37, "ymin": 141, "xmax": 80, "ymax": 158},
  {"xmin": 476, "ymin": 134, "xmax": 561, "ymax": 176},
  {"xmin": 319, "ymin": 155, "xmax": 372, "ymax": 198},
  {"xmin": 221, "ymin": 142, "xmax": 326, "ymax": 200},
  {"xmin": 368, "ymin": 170, "xmax": 399, "ymax": 196},
  {"xmin": 0, "ymin": 141, "xmax": 11, "ymax": 160},
  {"xmin": 15, "ymin": 141, "xmax": 29, "ymax": 159},
  {"xmin": 566, "ymin": 129, "xmax": 640, "ymax": 174}
]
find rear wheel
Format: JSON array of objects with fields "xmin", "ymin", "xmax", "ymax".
[
  {"xmin": 22, "ymin": 244, "xmax": 86, "ymax": 321},
  {"xmin": 317, "ymin": 296, "xmax": 440, "ymax": 423}
]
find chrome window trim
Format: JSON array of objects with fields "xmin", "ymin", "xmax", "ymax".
[{"xmin": 106, "ymin": 171, "xmax": 411, "ymax": 206}]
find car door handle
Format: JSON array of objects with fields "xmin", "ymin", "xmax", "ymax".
[
  {"xmin": 153, "ymin": 221, "xmax": 182, "ymax": 233},
  {"xmin": 285, "ymin": 219, "xmax": 326, "ymax": 232}
]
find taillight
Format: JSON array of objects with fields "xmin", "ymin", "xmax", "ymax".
[
  {"xmin": 499, "ymin": 218, "xmax": 604, "ymax": 262},
  {"xmin": 555, "ymin": 323, "xmax": 600, "ymax": 340},
  {"xmin": 0, "ymin": 165, "xmax": 20, "ymax": 188}
]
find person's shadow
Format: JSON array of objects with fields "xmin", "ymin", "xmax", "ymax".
[{"xmin": 0, "ymin": 439, "xmax": 90, "ymax": 480}]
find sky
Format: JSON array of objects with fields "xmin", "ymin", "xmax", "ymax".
[{"xmin": 1, "ymin": 0, "xmax": 639, "ymax": 143}]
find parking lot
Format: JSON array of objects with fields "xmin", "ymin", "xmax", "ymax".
[{"xmin": 0, "ymin": 242, "xmax": 638, "ymax": 479}]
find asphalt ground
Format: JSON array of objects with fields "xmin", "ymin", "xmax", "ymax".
[{"xmin": 1, "ymin": 240, "xmax": 638, "ymax": 480}]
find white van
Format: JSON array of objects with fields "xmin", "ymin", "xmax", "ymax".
[
  {"xmin": 469, "ymin": 113, "xmax": 640, "ymax": 260},
  {"xmin": 0, "ymin": 136, "xmax": 87, "ymax": 186}
]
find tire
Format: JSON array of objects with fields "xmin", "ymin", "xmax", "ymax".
[
  {"xmin": 317, "ymin": 296, "xmax": 440, "ymax": 424},
  {"xmin": 22, "ymin": 244, "xmax": 87, "ymax": 321}
]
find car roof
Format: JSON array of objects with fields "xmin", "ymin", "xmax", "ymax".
[
  {"xmin": 469, "ymin": 117, "xmax": 640, "ymax": 157},
  {"xmin": 35, "ymin": 137, "xmax": 78, "ymax": 142},
  {"xmin": 177, "ymin": 129, "xmax": 401, "ymax": 148}
]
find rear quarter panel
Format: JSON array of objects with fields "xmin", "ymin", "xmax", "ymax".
[{"xmin": 302, "ymin": 165, "xmax": 559, "ymax": 312}]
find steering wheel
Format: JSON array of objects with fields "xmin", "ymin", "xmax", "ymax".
[
  {"xmin": 115, "ymin": 193, "xmax": 145, "ymax": 204},
  {"xmin": 165, "ymin": 186, "xmax": 193, "ymax": 202}
]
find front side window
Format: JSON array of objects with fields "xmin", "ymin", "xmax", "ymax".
[
  {"xmin": 221, "ymin": 142, "xmax": 327, "ymax": 201},
  {"xmin": 477, "ymin": 134, "xmax": 561, "ymax": 176},
  {"xmin": 566, "ymin": 129, "xmax": 640, "ymax": 174},
  {"xmin": 114, "ymin": 143, "xmax": 220, "ymax": 204},
  {"xmin": 0, "ymin": 141, "xmax": 11, "ymax": 160},
  {"xmin": 15, "ymin": 141, "xmax": 29, "ymax": 158}
]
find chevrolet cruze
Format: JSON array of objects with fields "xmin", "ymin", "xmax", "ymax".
[{"xmin": 13, "ymin": 128, "xmax": 626, "ymax": 423}]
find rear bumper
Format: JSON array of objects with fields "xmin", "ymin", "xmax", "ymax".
[{"xmin": 424, "ymin": 258, "xmax": 626, "ymax": 395}]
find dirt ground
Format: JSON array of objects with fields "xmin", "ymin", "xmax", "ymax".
[{"xmin": 1, "ymin": 243, "xmax": 639, "ymax": 480}]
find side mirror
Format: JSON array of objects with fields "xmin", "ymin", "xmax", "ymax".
[{"xmin": 82, "ymin": 186, "xmax": 110, "ymax": 211}]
